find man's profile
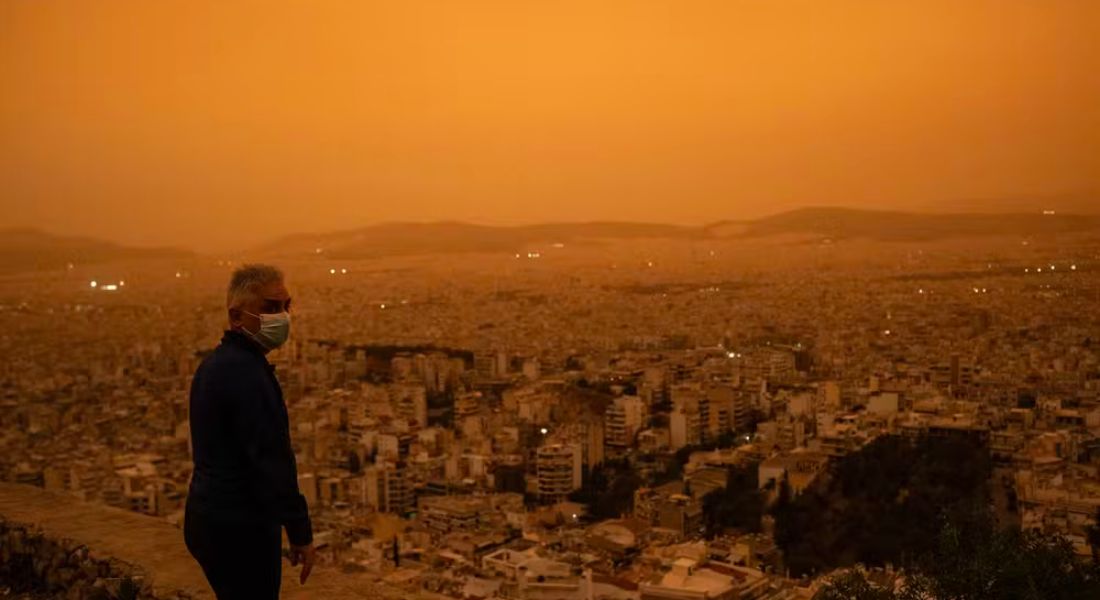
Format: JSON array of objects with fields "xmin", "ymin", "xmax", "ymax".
[{"xmin": 184, "ymin": 264, "xmax": 315, "ymax": 599}]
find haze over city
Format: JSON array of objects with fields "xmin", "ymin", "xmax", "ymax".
[
  {"xmin": 3, "ymin": 2, "xmax": 1100, "ymax": 600},
  {"xmin": 3, "ymin": 0, "xmax": 1099, "ymax": 250}
]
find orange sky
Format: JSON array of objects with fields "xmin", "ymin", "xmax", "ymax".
[{"xmin": 2, "ymin": 0, "xmax": 1098, "ymax": 251}]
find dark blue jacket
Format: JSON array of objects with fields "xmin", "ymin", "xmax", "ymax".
[{"xmin": 186, "ymin": 329, "xmax": 312, "ymax": 546}]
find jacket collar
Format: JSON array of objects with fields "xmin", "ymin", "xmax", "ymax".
[{"xmin": 221, "ymin": 329, "xmax": 272, "ymax": 366}]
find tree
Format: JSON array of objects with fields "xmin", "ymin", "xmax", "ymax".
[
  {"xmin": 569, "ymin": 462, "xmax": 641, "ymax": 519},
  {"xmin": 774, "ymin": 474, "xmax": 792, "ymax": 511},
  {"xmin": 814, "ymin": 511, "xmax": 1100, "ymax": 600},
  {"xmin": 814, "ymin": 571, "xmax": 899, "ymax": 600},
  {"xmin": 904, "ymin": 510, "xmax": 1100, "ymax": 600},
  {"xmin": 1087, "ymin": 507, "xmax": 1100, "ymax": 564},
  {"xmin": 702, "ymin": 464, "xmax": 764, "ymax": 537},
  {"xmin": 774, "ymin": 435, "xmax": 993, "ymax": 577},
  {"xmin": 118, "ymin": 577, "xmax": 138, "ymax": 600}
]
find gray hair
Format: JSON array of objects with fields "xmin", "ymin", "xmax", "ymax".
[{"xmin": 227, "ymin": 263, "xmax": 284, "ymax": 309}]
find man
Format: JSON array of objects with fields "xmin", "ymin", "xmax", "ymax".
[{"xmin": 184, "ymin": 264, "xmax": 315, "ymax": 598}]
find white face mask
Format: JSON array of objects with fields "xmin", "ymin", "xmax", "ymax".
[{"xmin": 242, "ymin": 310, "xmax": 291, "ymax": 350}]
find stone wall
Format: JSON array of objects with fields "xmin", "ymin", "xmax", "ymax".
[
  {"xmin": 0, "ymin": 483, "xmax": 418, "ymax": 599},
  {"xmin": 0, "ymin": 517, "xmax": 160, "ymax": 599}
]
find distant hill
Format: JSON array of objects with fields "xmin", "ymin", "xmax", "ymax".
[
  {"xmin": 255, "ymin": 221, "xmax": 699, "ymax": 259},
  {"xmin": 0, "ymin": 228, "xmax": 193, "ymax": 275},
  {"xmin": 717, "ymin": 207, "xmax": 1100, "ymax": 242},
  {"xmin": 15, "ymin": 204, "xmax": 1096, "ymax": 269},
  {"xmin": 922, "ymin": 192, "xmax": 1100, "ymax": 215},
  {"xmin": 256, "ymin": 208, "xmax": 1100, "ymax": 259}
]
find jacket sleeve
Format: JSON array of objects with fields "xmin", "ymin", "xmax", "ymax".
[{"xmin": 227, "ymin": 367, "xmax": 313, "ymax": 546}]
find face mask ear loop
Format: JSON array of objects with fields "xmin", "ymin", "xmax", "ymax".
[{"xmin": 240, "ymin": 309, "xmax": 262, "ymax": 338}]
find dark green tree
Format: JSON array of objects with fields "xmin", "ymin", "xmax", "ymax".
[
  {"xmin": 702, "ymin": 464, "xmax": 764, "ymax": 537},
  {"xmin": 1087, "ymin": 507, "xmax": 1100, "ymax": 564},
  {"xmin": 904, "ymin": 510, "xmax": 1100, "ymax": 600},
  {"xmin": 814, "ymin": 511, "xmax": 1100, "ymax": 600},
  {"xmin": 814, "ymin": 571, "xmax": 899, "ymax": 600},
  {"xmin": 118, "ymin": 577, "xmax": 138, "ymax": 600},
  {"xmin": 774, "ymin": 435, "xmax": 992, "ymax": 577},
  {"xmin": 569, "ymin": 462, "xmax": 641, "ymax": 519}
]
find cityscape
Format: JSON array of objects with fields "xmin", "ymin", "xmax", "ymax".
[
  {"xmin": 3, "ymin": 1, "xmax": 1099, "ymax": 598},
  {"xmin": 3, "ymin": 214, "xmax": 1100, "ymax": 598}
]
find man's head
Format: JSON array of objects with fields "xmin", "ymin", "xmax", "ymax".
[{"xmin": 226, "ymin": 263, "xmax": 292, "ymax": 352}]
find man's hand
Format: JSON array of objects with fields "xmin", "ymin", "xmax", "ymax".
[{"xmin": 288, "ymin": 542, "xmax": 316, "ymax": 584}]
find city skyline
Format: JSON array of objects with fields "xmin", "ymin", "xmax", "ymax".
[
  {"xmin": 6, "ymin": 201, "xmax": 1100, "ymax": 259},
  {"xmin": 2, "ymin": 1, "xmax": 1099, "ymax": 598}
]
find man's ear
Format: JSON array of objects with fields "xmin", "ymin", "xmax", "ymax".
[{"xmin": 227, "ymin": 308, "xmax": 242, "ymax": 328}]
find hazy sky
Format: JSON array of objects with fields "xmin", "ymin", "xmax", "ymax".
[{"xmin": 2, "ymin": 1, "xmax": 1098, "ymax": 251}]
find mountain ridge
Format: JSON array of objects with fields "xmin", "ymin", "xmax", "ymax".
[
  {"xmin": 725, "ymin": 206, "xmax": 1100, "ymax": 242},
  {"xmin": 258, "ymin": 207, "xmax": 1100, "ymax": 257},
  {"xmin": 0, "ymin": 228, "xmax": 194, "ymax": 275},
  {"xmin": 254, "ymin": 220, "xmax": 700, "ymax": 259},
  {"xmin": 8, "ymin": 205, "xmax": 1100, "ymax": 271}
]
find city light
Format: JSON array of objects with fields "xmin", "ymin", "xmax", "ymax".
[
  {"xmin": 90, "ymin": 280, "xmax": 125, "ymax": 292},
  {"xmin": 540, "ymin": 427, "xmax": 548, "ymax": 435}
]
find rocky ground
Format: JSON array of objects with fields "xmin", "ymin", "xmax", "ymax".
[{"xmin": 0, "ymin": 587, "xmax": 60, "ymax": 599}]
